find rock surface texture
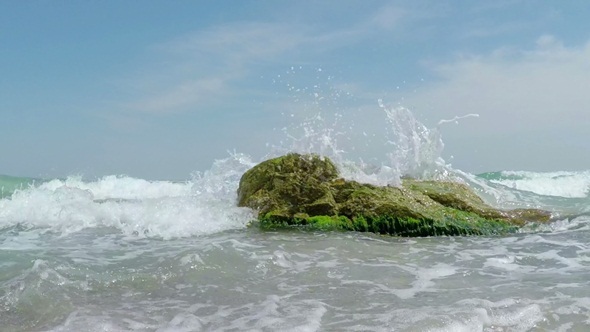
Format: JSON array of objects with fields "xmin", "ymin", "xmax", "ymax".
[{"xmin": 237, "ymin": 153, "xmax": 551, "ymax": 236}]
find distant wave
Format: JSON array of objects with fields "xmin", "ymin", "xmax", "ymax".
[
  {"xmin": 0, "ymin": 174, "xmax": 40, "ymax": 198},
  {"xmin": 478, "ymin": 170, "xmax": 590, "ymax": 198}
]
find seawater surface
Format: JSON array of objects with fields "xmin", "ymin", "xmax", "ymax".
[
  {"xmin": 2, "ymin": 101, "xmax": 590, "ymax": 331},
  {"xmin": 1, "ymin": 215, "xmax": 590, "ymax": 331}
]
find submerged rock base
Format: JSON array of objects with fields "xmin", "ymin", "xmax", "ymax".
[{"xmin": 237, "ymin": 153, "xmax": 551, "ymax": 237}]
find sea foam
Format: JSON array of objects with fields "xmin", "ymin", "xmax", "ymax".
[
  {"xmin": 490, "ymin": 170, "xmax": 590, "ymax": 198},
  {"xmin": 0, "ymin": 154, "xmax": 256, "ymax": 239}
]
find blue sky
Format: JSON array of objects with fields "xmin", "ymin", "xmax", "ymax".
[{"xmin": 2, "ymin": 1, "xmax": 590, "ymax": 179}]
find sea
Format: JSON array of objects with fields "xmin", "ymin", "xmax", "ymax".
[{"xmin": 1, "ymin": 102, "xmax": 590, "ymax": 331}]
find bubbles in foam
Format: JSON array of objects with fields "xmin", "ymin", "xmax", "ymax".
[
  {"xmin": 0, "ymin": 153, "xmax": 256, "ymax": 239},
  {"xmin": 461, "ymin": 169, "xmax": 590, "ymax": 215},
  {"xmin": 37, "ymin": 175, "xmax": 192, "ymax": 200},
  {"xmin": 490, "ymin": 170, "xmax": 590, "ymax": 198}
]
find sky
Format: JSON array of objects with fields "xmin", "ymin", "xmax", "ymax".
[{"xmin": 1, "ymin": 1, "xmax": 589, "ymax": 180}]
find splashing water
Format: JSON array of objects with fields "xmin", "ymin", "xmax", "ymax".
[
  {"xmin": 333, "ymin": 102, "xmax": 453, "ymax": 187},
  {"xmin": 379, "ymin": 100, "xmax": 447, "ymax": 182},
  {"xmin": 0, "ymin": 66, "xmax": 491, "ymax": 239},
  {"xmin": 0, "ymin": 154, "xmax": 257, "ymax": 239},
  {"xmin": 269, "ymin": 68, "xmax": 473, "ymax": 186}
]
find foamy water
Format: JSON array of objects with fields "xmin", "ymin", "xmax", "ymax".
[
  {"xmin": 1, "ymin": 96, "xmax": 590, "ymax": 331},
  {"xmin": 487, "ymin": 170, "xmax": 590, "ymax": 198},
  {"xmin": 2, "ymin": 221, "xmax": 589, "ymax": 331},
  {"xmin": 0, "ymin": 155, "xmax": 256, "ymax": 239}
]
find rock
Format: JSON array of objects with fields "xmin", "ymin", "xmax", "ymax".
[{"xmin": 237, "ymin": 153, "xmax": 552, "ymax": 236}]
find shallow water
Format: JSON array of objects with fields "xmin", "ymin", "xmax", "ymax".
[
  {"xmin": 1, "ymin": 214, "xmax": 589, "ymax": 331},
  {"xmin": 2, "ymin": 102, "xmax": 590, "ymax": 331}
]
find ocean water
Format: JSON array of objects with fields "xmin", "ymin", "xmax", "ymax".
[{"xmin": 2, "ymin": 103, "xmax": 590, "ymax": 331}]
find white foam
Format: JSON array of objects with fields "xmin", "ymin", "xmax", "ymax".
[
  {"xmin": 483, "ymin": 255, "xmax": 521, "ymax": 271},
  {"xmin": 522, "ymin": 215, "xmax": 590, "ymax": 233},
  {"xmin": 38, "ymin": 175, "xmax": 192, "ymax": 200},
  {"xmin": 491, "ymin": 170, "xmax": 590, "ymax": 198},
  {"xmin": 0, "ymin": 154, "xmax": 256, "ymax": 239},
  {"xmin": 427, "ymin": 299, "xmax": 546, "ymax": 332},
  {"xmin": 394, "ymin": 263, "xmax": 458, "ymax": 299},
  {"xmin": 45, "ymin": 311, "xmax": 141, "ymax": 332},
  {"xmin": 157, "ymin": 313, "xmax": 205, "ymax": 332}
]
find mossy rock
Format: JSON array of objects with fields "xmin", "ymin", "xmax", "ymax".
[
  {"xmin": 237, "ymin": 154, "xmax": 552, "ymax": 237},
  {"xmin": 237, "ymin": 153, "xmax": 339, "ymax": 216}
]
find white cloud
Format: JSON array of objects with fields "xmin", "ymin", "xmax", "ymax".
[
  {"xmin": 122, "ymin": 1, "xmax": 439, "ymax": 113},
  {"xmin": 371, "ymin": 4, "xmax": 407, "ymax": 30},
  {"xmin": 120, "ymin": 4, "xmax": 427, "ymax": 115},
  {"xmin": 461, "ymin": 21, "xmax": 530, "ymax": 39},
  {"xmin": 123, "ymin": 22, "xmax": 311, "ymax": 115},
  {"xmin": 401, "ymin": 35, "xmax": 590, "ymax": 171},
  {"xmin": 409, "ymin": 35, "xmax": 590, "ymax": 121},
  {"xmin": 161, "ymin": 22, "xmax": 309, "ymax": 63},
  {"xmin": 126, "ymin": 77, "xmax": 226, "ymax": 114}
]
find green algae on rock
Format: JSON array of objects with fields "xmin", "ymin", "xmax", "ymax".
[{"xmin": 237, "ymin": 153, "xmax": 551, "ymax": 236}]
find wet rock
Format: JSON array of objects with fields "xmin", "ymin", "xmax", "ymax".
[{"xmin": 237, "ymin": 153, "xmax": 551, "ymax": 236}]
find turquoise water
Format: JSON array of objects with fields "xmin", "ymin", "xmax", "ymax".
[{"xmin": 0, "ymin": 175, "xmax": 40, "ymax": 199}]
